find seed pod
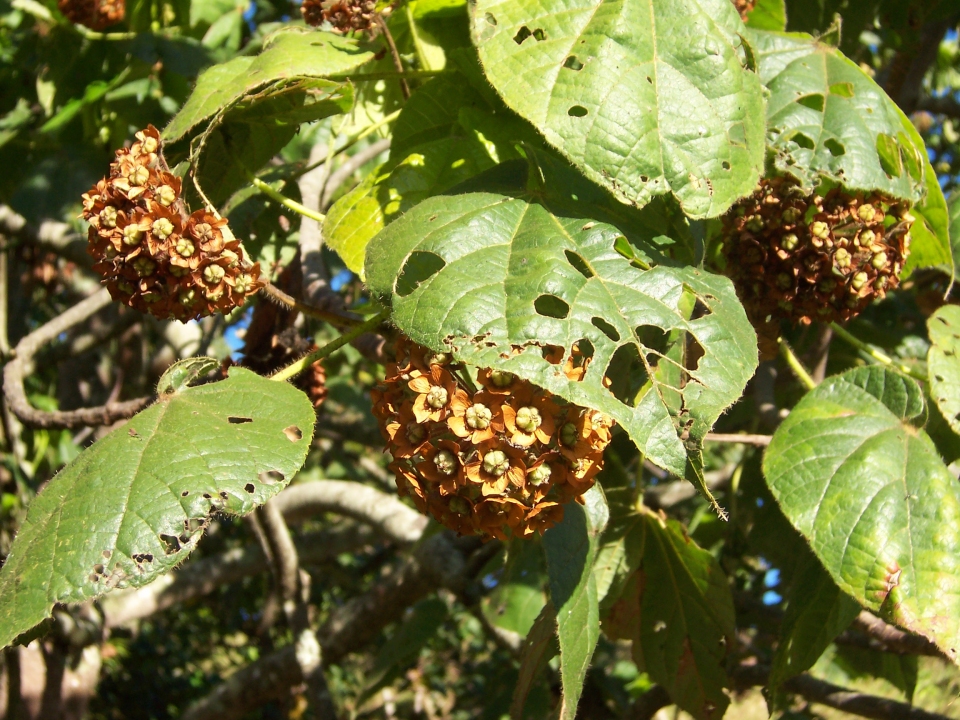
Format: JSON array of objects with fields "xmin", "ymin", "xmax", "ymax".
[
  {"xmin": 80, "ymin": 126, "xmax": 262, "ymax": 322},
  {"xmin": 721, "ymin": 176, "xmax": 912, "ymax": 332},
  {"xmin": 374, "ymin": 336, "xmax": 613, "ymax": 541}
]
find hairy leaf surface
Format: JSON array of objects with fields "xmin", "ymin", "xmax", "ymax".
[
  {"xmin": 470, "ymin": 0, "xmax": 766, "ymax": 218},
  {"xmin": 0, "ymin": 368, "xmax": 315, "ymax": 650},
  {"xmin": 365, "ymin": 185, "xmax": 757, "ymax": 498},
  {"xmin": 603, "ymin": 510, "xmax": 735, "ymax": 719},
  {"xmin": 764, "ymin": 366, "xmax": 960, "ymax": 663}
]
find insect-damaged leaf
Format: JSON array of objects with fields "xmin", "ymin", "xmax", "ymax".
[
  {"xmin": 365, "ymin": 176, "xmax": 757, "ymax": 509},
  {"xmin": 0, "ymin": 368, "xmax": 315, "ymax": 650},
  {"xmin": 764, "ymin": 366, "xmax": 960, "ymax": 664},
  {"xmin": 469, "ymin": 0, "xmax": 766, "ymax": 219}
]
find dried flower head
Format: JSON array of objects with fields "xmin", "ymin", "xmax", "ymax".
[
  {"xmin": 58, "ymin": 0, "xmax": 124, "ymax": 30},
  {"xmin": 80, "ymin": 126, "xmax": 262, "ymax": 322},
  {"xmin": 374, "ymin": 336, "xmax": 614, "ymax": 541},
  {"xmin": 721, "ymin": 176, "xmax": 912, "ymax": 344},
  {"xmin": 301, "ymin": 0, "xmax": 378, "ymax": 32}
]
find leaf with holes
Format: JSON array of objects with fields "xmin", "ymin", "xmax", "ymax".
[
  {"xmin": 543, "ymin": 485, "xmax": 608, "ymax": 719},
  {"xmin": 763, "ymin": 366, "xmax": 960, "ymax": 664},
  {"xmin": 365, "ymin": 186, "xmax": 757, "ymax": 506},
  {"xmin": 603, "ymin": 509, "xmax": 735, "ymax": 720},
  {"xmin": 469, "ymin": 0, "xmax": 766, "ymax": 219},
  {"xmin": 749, "ymin": 29, "xmax": 924, "ymax": 202},
  {"xmin": 0, "ymin": 367, "xmax": 314, "ymax": 650},
  {"xmin": 928, "ymin": 305, "xmax": 960, "ymax": 437}
]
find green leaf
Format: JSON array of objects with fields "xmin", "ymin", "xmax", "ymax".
[
  {"xmin": 763, "ymin": 366, "xmax": 960, "ymax": 663},
  {"xmin": 509, "ymin": 603, "xmax": 558, "ymax": 720},
  {"xmin": 749, "ymin": 29, "xmax": 925, "ymax": 203},
  {"xmin": 470, "ymin": 0, "xmax": 766, "ymax": 219},
  {"xmin": 481, "ymin": 538, "xmax": 547, "ymax": 637},
  {"xmin": 0, "ymin": 368, "xmax": 315, "ymax": 650},
  {"xmin": 594, "ymin": 488, "xmax": 645, "ymax": 610},
  {"xmin": 745, "ymin": 0, "xmax": 786, "ymax": 30},
  {"xmin": 948, "ymin": 189, "xmax": 960, "ymax": 275},
  {"xmin": 542, "ymin": 485, "xmax": 608, "ymax": 719},
  {"xmin": 832, "ymin": 644, "xmax": 918, "ymax": 703},
  {"xmin": 603, "ymin": 510, "xmax": 735, "ymax": 720},
  {"xmin": 928, "ymin": 305, "xmax": 960, "ymax": 436},
  {"xmin": 163, "ymin": 30, "xmax": 374, "ymax": 143},
  {"xmin": 768, "ymin": 552, "xmax": 862, "ymax": 708},
  {"xmin": 364, "ymin": 177, "xmax": 758, "ymax": 498}
]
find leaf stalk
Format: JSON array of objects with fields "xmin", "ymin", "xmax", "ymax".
[{"xmin": 829, "ymin": 322, "xmax": 927, "ymax": 383}]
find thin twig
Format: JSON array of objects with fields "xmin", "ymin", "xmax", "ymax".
[
  {"xmin": 849, "ymin": 611, "xmax": 945, "ymax": 659},
  {"xmin": 271, "ymin": 310, "xmax": 389, "ymax": 383},
  {"xmin": 830, "ymin": 322, "xmax": 927, "ymax": 383},
  {"xmin": 260, "ymin": 281, "xmax": 362, "ymax": 328},
  {"xmin": 375, "ymin": 15, "xmax": 410, "ymax": 99},
  {"xmin": 779, "ymin": 337, "xmax": 817, "ymax": 391},
  {"xmin": 3, "ymin": 288, "xmax": 151, "ymax": 428},
  {"xmin": 703, "ymin": 432, "xmax": 772, "ymax": 446},
  {"xmin": 0, "ymin": 204, "xmax": 90, "ymax": 268}
]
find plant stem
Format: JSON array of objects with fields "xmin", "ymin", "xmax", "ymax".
[
  {"xmin": 829, "ymin": 322, "xmax": 927, "ymax": 383},
  {"xmin": 260, "ymin": 281, "xmax": 362, "ymax": 328},
  {"xmin": 271, "ymin": 310, "xmax": 389, "ymax": 383},
  {"xmin": 779, "ymin": 338, "xmax": 816, "ymax": 391},
  {"xmin": 247, "ymin": 174, "xmax": 325, "ymax": 224},
  {"xmin": 375, "ymin": 15, "xmax": 410, "ymax": 99}
]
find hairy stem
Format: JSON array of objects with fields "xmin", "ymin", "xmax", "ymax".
[{"xmin": 779, "ymin": 338, "xmax": 816, "ymax": 391}]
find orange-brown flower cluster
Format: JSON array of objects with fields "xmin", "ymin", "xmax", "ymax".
[
  {"xmin": 722, "ymin": 176, "xmax": 912, "ymax": 334},
  {"xmin": 58, "ymin": 0, "xmax": 124, "ymax": 30},
  {"xmin": 301, "ymin": 0, "xmax": 377, "ymax": 32},
  {"xmin": 731, "ymin": 0, "xmax": 755, "ymax": 22},
  {"xmin": 81, "ymin": 126, "xmax": 262, "ymax": 322},
  {"xmin": 372, "ymin": 338, "xmax": 614, "ymax": 541}
]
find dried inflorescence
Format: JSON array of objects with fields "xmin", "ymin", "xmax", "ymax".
[
  {"xmin": 722, "ymin": 176, "xmax": 912, "ymax": 333},
  {"xmin": 58, "ymin": 0, "xmax": 124, "ymax": 30},
  {"xmin": 301, "ymin": 0, "xmax": 378, "ymax": 32},
  {"xmin": 81, "ymin": 126, "xmax": 262, "ymax": 322},
  {"xmin": 372, "ymin": 337, "xmax": 614, "ymax": 541}
]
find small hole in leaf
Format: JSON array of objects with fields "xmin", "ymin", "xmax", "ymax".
[
  {"xmin": 89, "ymin": 573, "xmax": 99, "ymax": 583},
  {"xmin": 534, "ymin": 294, "xmax": 570, "ymax": 319},
  {"xmin": 722, "ymin": 161, "xmax": 730, "ymax": 170},
  {"xmin": 244, "ymin": 483, "xmax": 255, "ymax": 493},
  {"xmin": 428, "ymin": 214, "xmax": 438, "ymax": 222},
  {"xmin": 635, "ymin": 325, "xmax": 670, "ymax": 356},
  {"xmin": 532, "ymin": 27, "xmax": 546, "ymax": 41},
  {"xmin": 564, "ymin": 55, "xmax": 583, "ymax": 70},
  {"xmin": 592, "ymin": 317, "xmax": 620, "ymax": 342},
  {"xmin": 604, "ymin": 343, "xmax": 648, "ymax": 405},
  {"xmin": 514, "ymin": 25, "xmax": 532, "ymax": 44},
  {"xmin": 202, "ymin": 493, "xmax": 212, "ymax": 499},
  {"xmin": 159, "ymin": 534, "xmax": 181, "ymax": 555},
  {"xmin": 825, "ymin": 138, "xmax": 845, "ymax": 156},
  {"xmin": 936, "ymin": 374, "xmax": 944, "ymax": 382},
  {"xmin": 564, "ymin": 250, "xmax": 593, "ymax": 278},
  {"xmin": 542, "ymin": 344, "xmax": 564, "ymax": 364},
  {"xmin": 185, "ymin": 518, "xmax": 205, "ymax": 533},
  {"xmin": 93, "ymin": 564, "xmax": 104, "ymax": 575},
  {"xmin": 484, "ymin": 12, "xmax": 496, "ymax": 25},
  {"xmin": 640, "ymin": 175, "xmax": 649, "ymax": 182},
  {"xmin": 283, "ymin": 425, "xmax": 303, "ymax": 442},
  {"xmin": 568, "ymin": 105, "xmax": 588, "ymax": 117},
  {"xmin": 791, "ymin": 132, "xmax": 815, "ymax": 150},
  {"xmin": 876, "ymin": 133, "xmax": 902, "ymax": 177},
  {"xmin": 102, "ymin": 550, "xmax": 112, "ymax": 559},
  {"xmin": 259, "ymin": 470, "xmax": 284, "ymax": 485},
  {"xmin": 686, "ymin": 336, "xmax": 705, "ymax": 375},
  {"xmin": 181, "ymin": 490, "xmax": 189, "ymax": 497},
  {"xmin": 829, "ymin": 82, "xmax": 854, "ymax": 98},
  {"xmin": 219, "ymin": 491, "xmax": 229, "ymax": 499},
  {"xmin": 228, "ymin": 416, "xmax": 253, "ymax": 424},
  {"xmin": 796, "ymin": 93, "xmax": 824, "ymax": 111},
  {"xmin": 396, "ymin": 251, "xmax": 446, "ymax": 297},
  {"xmin": 646, "ymin": 76, "xmax": 652, "ymax": 83}
]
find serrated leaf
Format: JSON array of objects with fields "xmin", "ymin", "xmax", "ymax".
[
  {"xmin": 603, "ymin": 510, "xmax": 735, "ymax": 720},
  {"xmin": 163, "ymin": 30, "xmax": 374, "ymax": 142},
  {"xmin": 768, "ymin": 552, "xmax": 862, "ymax": 709},
  {"xmin": 749, "ymin": 29, "xmax": 925, "ymax": 202},
  {"xmin": 928, "ymin": 305, "xmax": 960, "ymax": 436},
  {"xmin": 481, "ymin": 538, "xmax": 547, "ymax": 637},
  {"xmin": 543, "ymin": 485, "xmax": 608, "ymax": 720},
  {"xmin": 0, "ymin": 368, "xmax": 315, "ymax": 650},
  {"xmin": 364, "ymin": 183, "xmax": 758, "ymax": 494},
  {"xmin": 510, "ymin": 602, "xmax": 558, "ymax": 720},
  {"xmin": 470, "ymin": 0, "xmax": 766, "ymax": 219},
  {"xmin": 763, "ymin": 366, "xmax": 960, "ymax": 664}
]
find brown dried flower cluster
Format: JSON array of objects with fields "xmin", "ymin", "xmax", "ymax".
[
  {"xmin": 301, "ymin": 0, "xmax": 377, "ymax": 32},
  {"xmin": 58, "ymin": 0, "xmax": 124, "ymax": 30},
  {"xmin": 81, "ymin": 126, "xmax": 262, "ymax": 322},
  {"xmin": 722, "ymin": 176, "xmax": 912, "ymax": 333},
  {"xmin": 372, "ymin": 338, "xmax": 614, "ymax": 541}
]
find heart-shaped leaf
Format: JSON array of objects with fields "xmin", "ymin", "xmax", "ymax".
[
  {"xmin": 470, "ymin": 0, "xmax": 766, "ymax": 218},
  {"xmin": 0, "ymin": 367, "xmax": 315, "ymax": 650},
  {"xmin": 365, "ymin": 178, "xmax": 757, "ymax": 505},
  {"xmin": 764, "ymin": 366, "xmax": 960, "ymax": 663}
]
